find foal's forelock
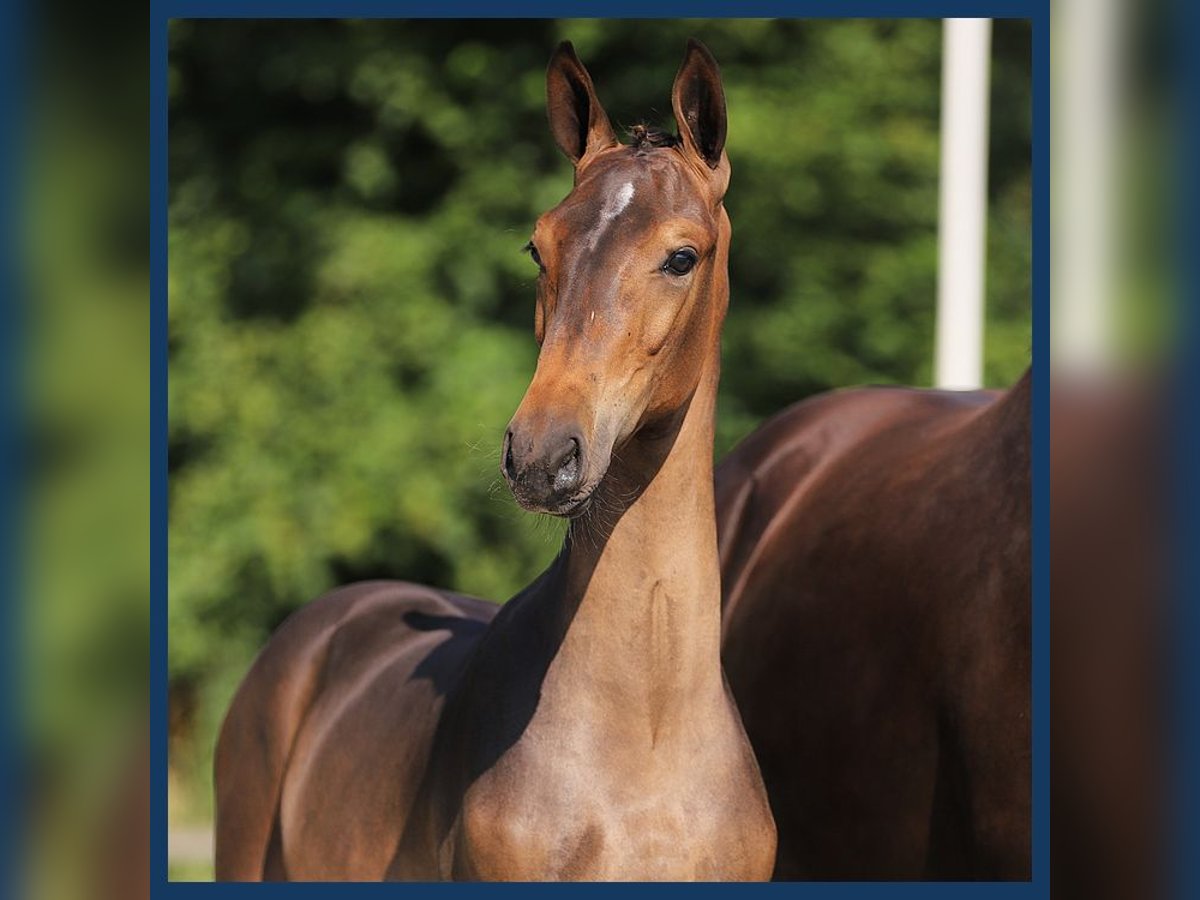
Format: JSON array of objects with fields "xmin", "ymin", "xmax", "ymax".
[{"xmin": 628, "ymin": 124, "xmax": 682, "ymax": 151}]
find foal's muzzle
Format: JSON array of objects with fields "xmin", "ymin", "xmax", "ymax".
[{"xmin": 501, "ymin": 425, "xmax": 589, "ymax": 515}]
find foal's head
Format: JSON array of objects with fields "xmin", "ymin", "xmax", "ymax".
[{"xmin": 502, "ymin": 40, "xmax": 731, "ymax": 516}]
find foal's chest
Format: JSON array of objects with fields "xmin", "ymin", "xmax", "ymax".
[
  {"xmin": 459, "ymin": 785, "xmax": 723, "ymax": 879},
  {"xmin": 453, "ymin": 747, "xmax": 769, "ymax": 881}
]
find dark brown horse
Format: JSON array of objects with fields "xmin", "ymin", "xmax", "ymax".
[
  {"xmin": 717, "ymin": 371, "xmax": 1031, "ymax": 879},
  {"xmin": 213, "ymin": 40, "xmax": 776, "ymax": 881}
]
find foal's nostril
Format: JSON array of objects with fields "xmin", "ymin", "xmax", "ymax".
[
  {"xmin": 551, "ymin": 437, "xmax": 579, "ymax": 471},
  {"xmin": 502, "ymin": 429, "xmax": 516, "ymax": 481},
  {"xmin": 553, "ymin": 438, "xmax": 582, "ymax": 494}
]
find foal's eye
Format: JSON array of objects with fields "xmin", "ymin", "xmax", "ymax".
[
  {"xmin": 663, "ymin": 248, "xmax": 698, "ymax": 276},
  {"xmin": 524, "ymin": 241, "xmax": 545, "ymax": 272}
]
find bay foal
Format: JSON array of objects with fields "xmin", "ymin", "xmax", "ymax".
[
  {"xmin": 214, "ymin": 40, "xmax": 776, "ymax": 881},
  {"xmin": 718, "ymin": 372, "xmax": 1031, "ymax": 879}
]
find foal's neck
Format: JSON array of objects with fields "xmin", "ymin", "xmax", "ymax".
[{"xmin": 545, "ymin": 355, "xmax": 725, "ymax": 741}]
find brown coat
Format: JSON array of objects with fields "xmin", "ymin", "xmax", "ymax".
[{"xmin": 718, "ymin": 373, "xmax": 1032, "ymax": 879}]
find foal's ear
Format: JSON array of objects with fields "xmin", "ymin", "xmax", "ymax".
[
  {"xmin": 671, "ymin": 39, "xmax": 728, "ymax": 170},
  {"xmin": 546, "ymin": 41, "xmax": 618, "ymax": 166}
]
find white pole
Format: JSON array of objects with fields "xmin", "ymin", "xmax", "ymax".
[
  {"xmin": 935, "ymin": 18, "xmax": 993, "ymax": 390},
  {"xmin": 1052, "ymin": 0, "xmax": 1120, "ymax": 374}
]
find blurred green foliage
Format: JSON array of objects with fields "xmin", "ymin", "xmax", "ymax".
[
  {"xmin": 168, "ymin": 18, "xmax": 1030, "ymax": 830},
  {"xmin": 26, "ymin": 6, "xmax": 150, "ymax": 896}
]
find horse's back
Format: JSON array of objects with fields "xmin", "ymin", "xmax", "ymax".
[
  {"xmin": 214, "ymin": 580, "xmax": 496, "ymax": 881},
  {"xmin": 717, "ymin": 380, "xmax": 1030, "ymax": 879},
  {"xmin": 717, "ymin": 386, "xmax": 995, "ymax": 598},
  {"xmin": 718, "ymin": 385, "xmax": 1005, "ymax": 628}
]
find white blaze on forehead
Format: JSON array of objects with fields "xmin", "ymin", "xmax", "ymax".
[
  {"xmin": 587, "ymin": 181, "xmax": 635, "ymax": 249},
  {"xmin": 607, "ymin": 181, "xmax": 635, "ymax": 218}
]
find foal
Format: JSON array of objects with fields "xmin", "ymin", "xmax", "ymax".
[{"xmin": 213, "ymin": 40, "xmax": 776, "ymax": 881}]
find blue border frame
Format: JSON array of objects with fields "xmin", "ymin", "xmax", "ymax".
[
  {"xmin": 152, "ymin": 0, "xmax": 170, "ymax": 891},
  {"xmin": 151, "ymin": 3, "xmax": 1049, "ymax": 894}
]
